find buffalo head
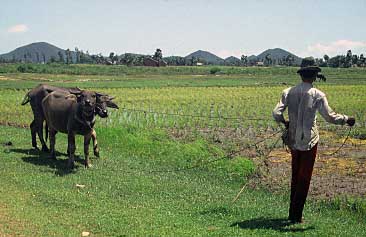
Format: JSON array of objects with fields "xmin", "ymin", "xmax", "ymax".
[
  {"xmin": 73, "ymin": 90, "xmax": 97, "ymax": 117},
  {"xmin": 95, "ymin": 93, "xmax": 119, "ymax": 118}
]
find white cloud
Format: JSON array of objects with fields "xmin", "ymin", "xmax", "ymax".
[
  {"xmin": 7, "ymin": 24, "xmax": 28, "ymax": 33},
  {"xmin": 307, "ymin": 40, "xmax": 366, "ymax": 57}
]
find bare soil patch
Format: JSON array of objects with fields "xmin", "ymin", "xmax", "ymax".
[{"xmin": 169, "ymin": 127, "xmax": 366, "ymax": 199}]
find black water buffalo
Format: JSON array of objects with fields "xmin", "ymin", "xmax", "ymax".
[
  {"xmin": 21, "ymin": 84, "xmax": 80, "ymax": 152},
  {"xmin": 21, "ymin": 84, "xmax": 118, "ymax": 156},
  {"xmin": 42, "ymin": 90, "xmax": 101, "ymax": 168}
]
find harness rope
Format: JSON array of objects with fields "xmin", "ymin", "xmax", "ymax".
[
  {"xmin": 323, "ymin": 126, "xmax": 353, "ymax": 156},
  {"xmin": 232, "ymin": 126, "xmax": 354, "ymax": 203},
  {"xmin": 232, "ymin": 130, "xmax": 284, "ymax": 203}
]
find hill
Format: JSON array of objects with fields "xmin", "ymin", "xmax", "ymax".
[
  {"xmin": 247, "ymin": 55, "xmax": 257, "ymax": 61},
  {"xmin": 224, "ymin": 56, "xmax": 241, "ymax": 65},
  {"xmin": 0, "ymin": 42, "xmax": 74, "ymax": 63},
  {"xmin": 255, "ymin": 48, "xmax": 302, "ymax": 65},
  {"xmin": 185, "ymin": 50, "xmax": 224, "ymax": 65},
  {"xmin": 0, "ymin": 43, "xmax": 302, "ymax": 66}
]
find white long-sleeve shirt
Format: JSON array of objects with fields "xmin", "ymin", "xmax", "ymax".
[{"xmin": 273, "ymin": 82, "xmax": 348, "ymax": 151}]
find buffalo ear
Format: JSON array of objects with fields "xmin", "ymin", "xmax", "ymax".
[
  {"xmin": 69, "ymin": 89, "xmax": 82, "ymax": 95},
  {"xmin": 108, "ymin": 96, "xmax": 115, "ymax": 100},
  {"xmin": 98, "ymin": 95, "xmax": 109, "ymax": 102},
  {"xmin": 96, "ymin": 92, "xmax": 106, "ymax": 97},
  {"xmin": 106, "ymin": 101, "xmax": 119, "ymax": 109}
]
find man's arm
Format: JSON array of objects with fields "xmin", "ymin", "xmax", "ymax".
[
  {"xmin": 272, "ymin": 89, "xmax": 288, "ymax": 124},
  {"xmin": 318, "ymin": 96, "xmax": 350, "ymax": 125}
]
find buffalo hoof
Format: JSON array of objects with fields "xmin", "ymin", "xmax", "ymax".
[
  {"xmin": 94, "ymin": 150, "xmax": 100, "ymax": 158},
  {"xmin": 42, "ymin": 146, "xmax": 50, "ymax": 153},
  {"xmin": 85, "ymin": 163, "xmax": 92, "ymax": 168}
]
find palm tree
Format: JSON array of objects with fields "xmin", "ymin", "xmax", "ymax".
[
  {"xmin": 58, "ymin": 51, "xmax": 64, "ymax": 63},
  {"xmin": 346, "ymin": 50, "xmax": 352, "ymax": 67},
  {"xmin": 264, "ymin": 54, "xmax": 272, "ymax": 66},
  {"xmin": 153, "ymin": 49, "xmax": 163, "ymax": 61},
  {"xmin": 240, "ymin": 55, "xmax": 248, "ymax": 66},
  {"xmin": 285, "ymin": 55, "xmax": 294, "ymax": 66},
  {"xmin": 323, "ymin": 54, "xmax": 329, "ymax": 67},
  {"xmin": 65, "ymin": 49, "xmax": 71, "ymax": 64},
  {"xmin": 360, "ymin": 54, "xmax": 365, "ymax": 67},
  {"xmin": 109, "ymin": 52, "xmax": 115, "ymax": 64}
]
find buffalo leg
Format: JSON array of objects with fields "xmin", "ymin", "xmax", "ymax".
[
  {"xmin": 36, "ymin": 117, "xmax": 49, "ymax": 152},
  {"xmin": 91, "ymin": 129, "xmax": 100, "ymax": 158},
  {"xmin": 30, "ymin": 120, "xmax": 38, "ymax": 150},
  {"xmin": 67, "ymin": 132, "xmax": 76, "ymax": 168},
  {"xmin": 84, "ymin": 132, "xmax": 92, "ymax": 168},
  {"xmin": 49, "ymin": 129, "xmax": 57, "ymax": 159}
]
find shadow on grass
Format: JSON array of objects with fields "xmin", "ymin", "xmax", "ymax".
[
  {"xmin": 8, "ymin": 148, "xmax": 83, "ymax": 176},
  {"xmin": 230, "ymin": 217, "xmax": 315, "ymax": 233}
]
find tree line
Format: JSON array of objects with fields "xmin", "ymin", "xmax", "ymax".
[
  {"xmin": 0, "ymin": 47, "xmax": 365, "ymax": 68},
  {"xmin": 319, "ymin": 50, "xmax": 365, "ymax": 68}
]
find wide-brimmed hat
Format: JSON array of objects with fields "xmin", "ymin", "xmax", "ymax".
[{"xmin": 297, "ymin": 57, "xmax": 321, "ymax": 73}]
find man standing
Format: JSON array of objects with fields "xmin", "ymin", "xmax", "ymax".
[{"xmin": 272, "ymin": 57, "xmax": 355, "ymax": 223}]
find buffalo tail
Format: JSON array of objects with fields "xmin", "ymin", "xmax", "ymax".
[
  {"xmin": 45, "ymin": 122, "xmax": 48, "ymax": 142},
  {"xmin": 21, "ymin": 92, "xmax": 30, "ymax": 105}
]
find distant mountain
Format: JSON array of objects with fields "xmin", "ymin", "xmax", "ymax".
[
  {"xmin": 0, "ymin": 42, "xmax": 303, "ymax": 66},
  {"xmin": 255, "ymin": 48, "xmax": 302, "ymax": 65},
  {"xmin": 225, "ymin": 56, "xmax": 240, "ymax": 62},
  {"xmin": 185, "ymin": 50, "xmax": 224, "ymax": 64},
  {"xmin": 247, "ymin": 55, "xmax": 257, "ymax": 61},
  {"xmin": 224, "ymin": 56, "xmax": 241, "ymax": 65},
  {"xmin": 0, "ymin": 42, "xmax": 72, "ymax": 63}
]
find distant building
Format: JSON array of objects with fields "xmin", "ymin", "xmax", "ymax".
[
  {"xmin": 256, "ymin": 61, "xmax": 264, "ymax": 66},
  {"xmin": 105, "ymin": 60, "xmax": 113, "ymax": 65},
  {"xmin": 143, "ymin": 57, "xmax": 167, "ymax": 67},
  {"xmin": 196, "ymin": 62, "xmax": 204, "ymax": 66}
]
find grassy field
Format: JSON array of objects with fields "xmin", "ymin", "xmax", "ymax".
[
  {"xmin": 2, "ymin": 126, "xmax": 366, "ymax": 236},
  {"xmin": 1, "ymin": 64, "xmax": 366, "ymax": 236}
]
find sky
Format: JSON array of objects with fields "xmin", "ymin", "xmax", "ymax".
[{"xmin": 0, "ymin": 0, "xmax": 365, "ymax": 58}]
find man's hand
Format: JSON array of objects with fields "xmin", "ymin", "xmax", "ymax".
[
  {"xmin": 346, "ymin": 117, "xmax": 355, "ymax": 127},
  {"xmin": 283, "ymin": 120, "xmax": 289, "ymax": 129}
]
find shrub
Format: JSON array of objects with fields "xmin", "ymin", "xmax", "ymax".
[
  {"xmin": 210, "ymin": 67, "xmax": 221, "ymax": 74},
  {"xmin": 17, "ymin": 64, "xmax": 35, "ymax": 73},
  {"xmin": 17, "ymin": 65, "xmax": 27, "ymax": 73}
]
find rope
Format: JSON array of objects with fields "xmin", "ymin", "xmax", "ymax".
[
  {"xmin": 121, "ymin": 107, "xmax": 272, "ymax": 121},
  {"xmin": 323, "ymin": 126, "xmax": 353, "ymax": 156},
  {"xmin": 119, "ymin": 107, "xmax": 349, "ymax": 128},
  {"xmin": 232, "ymin": 131, "xmax": 283, "ymax": 203},
  {"xmin": 231, "ymin": 126, "xmax": 355, "ymax": 203}
]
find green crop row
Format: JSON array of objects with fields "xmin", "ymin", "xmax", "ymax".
[
  {"xmin": 1, "ymin": 63, "xmax": 366, "ymax": 79},
  {"xmin": 2, "ymin": 85, "xmax": 365, "ymax": 133}
]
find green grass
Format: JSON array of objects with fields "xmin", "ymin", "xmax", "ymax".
[
  {"xmin": 0, "ymin": 64, "xmax": 366, "ymax": 90},
  {"xmin": 1, "ymin": 125, "xmax": 366, "ymax": 236},
  {"xmin": 1, "ymin": 64, "xmax": 366, "ymax": 236},
  {"xmin": 1, "ymin": 84, "xmax": 365, "ymax": 137}
]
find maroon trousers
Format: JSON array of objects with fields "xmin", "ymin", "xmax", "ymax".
[{"xmin": 289, "ymin": 143, "xmax": 318, "ymax": 222}]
